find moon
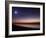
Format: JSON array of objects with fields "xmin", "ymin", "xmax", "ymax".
[{"xmin": 14, "ymin": 11, "xmax": 18, "ymax": 14}]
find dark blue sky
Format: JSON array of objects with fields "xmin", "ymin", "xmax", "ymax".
[{"xmin": 12, "ymin": 7, "xmax": 40, "ymax": 19}]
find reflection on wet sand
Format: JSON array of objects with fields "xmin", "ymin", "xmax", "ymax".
[{"xmin": 12, "ymin": 24, "xmax": 40, "ymax": 31}]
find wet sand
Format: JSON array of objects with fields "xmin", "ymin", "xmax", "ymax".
[{"xmin": 12, "ymin": 22, "xmax": 40, "ymax": 31}]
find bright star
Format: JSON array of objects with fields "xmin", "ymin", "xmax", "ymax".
[{"xmin": 14, "ymin": 11, "xmax": 18, "ymax": 14}]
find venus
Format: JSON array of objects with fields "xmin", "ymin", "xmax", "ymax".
[{"xmin": 14, "ymin": 11, "xmax": 18, "ymax": 14}]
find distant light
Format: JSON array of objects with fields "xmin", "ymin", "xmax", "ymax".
[{"xmin": 14, "ymin": 11, "xmax": 18, "ymax": 14}]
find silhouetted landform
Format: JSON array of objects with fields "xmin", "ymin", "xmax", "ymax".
[{"xmin": 13, "ymin": 22, "xmax": 40, "ymax": 25}]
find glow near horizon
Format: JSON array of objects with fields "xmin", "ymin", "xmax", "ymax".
[{"xmin": 13, "ymin": 18, "xmax": 40, "ymax": 23}]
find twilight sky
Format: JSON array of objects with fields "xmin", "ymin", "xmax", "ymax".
[{"xmin": 12, "ymin": 7, "xmax": 40, "ymax": 19}]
